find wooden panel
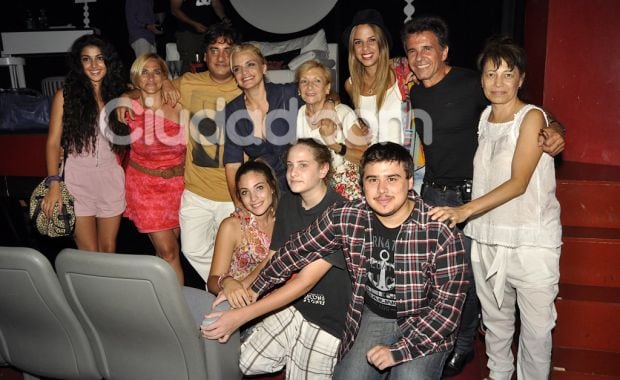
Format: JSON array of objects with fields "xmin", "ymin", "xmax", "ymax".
[
  {"xmin": 555, "ymin": 297, "xmax": 620, "ymax": 352},
  {"xmin": 552, "ymin": 347, "xmax": 620, "ymax": 377},
  {"xmin": 551, "ymin": 372, "xmax": 620, "ymax": 380},
  {"xmin": 544, "ymin": 0, "xmax": 620, "ymax": 166},
  {"xmin": 561, "ymin": 227, "xmax": 620, "ymax": 287},
  {"xmin": 557, "ymin": 182, "xmax": 620, "ymax": 229},
  {"xmin": 0, "ymin": 134, "xmax": 47, "ymax": 177}
]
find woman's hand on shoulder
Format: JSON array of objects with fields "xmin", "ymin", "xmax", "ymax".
[{"xmin": 428, "ymin": 205, "xmax": 472, "ymax": 229}]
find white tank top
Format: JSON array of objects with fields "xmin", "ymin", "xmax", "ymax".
[
  {"xmin": 464, "ymin": 104, "xmax": 562, "ymax": 248},
  {"xmin": 357, "ymin": 81, "xmax": 404, "ymax": 145}
]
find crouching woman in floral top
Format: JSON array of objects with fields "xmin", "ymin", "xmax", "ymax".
[{"xmin": 206, "ymin": 160, "xmax": 279, "ymax": 308}]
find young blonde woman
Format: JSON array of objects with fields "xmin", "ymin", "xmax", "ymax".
[
  {"xmin": 203, "ymin": 139, "xmax": 350, "ymax": 379},
  {"xmin": 207, "ymin": 160, "xmax": 279, "ymax": 308},
  {"xmin": 43, "ymin": 35, "xmax": 127, "ymax": 253},
  {"xmin": 295, "ymin": 60, "xmax": 366, "ymax": 199},
  {"xmin": 343, "ymin": 9, "xmax": 425, "ymax": 189},
  {"xmin": 124, "ymin": 53, "xmax": 186, "ymax": 284},
  {"xmin": 223, "ymin": 43, "xmax": 299, "ymax": 201}
]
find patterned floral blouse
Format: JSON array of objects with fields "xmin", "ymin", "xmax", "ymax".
[{"xmin": 228, "ymin": 213, "xmax": 272, "ymax": 281}]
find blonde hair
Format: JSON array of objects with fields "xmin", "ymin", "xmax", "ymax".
[
  {"xmin": 347, "ymin": 23, "xmax": 394, "ymax": 110},
  {"xmin": 230, "ymin": 43, "xmax": 266, "ymax": 71},
  {"xmin": 295, "ymin": 59, "xmax": 332, "ymax": 85},
  {"xmin": 129, "ymin": 53, "xmax": 169, "ymax": 89}
]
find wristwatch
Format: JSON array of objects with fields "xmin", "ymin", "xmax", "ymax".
[{"xmin": 336, "ymin": 143, "xmax": 347, "ymax": 156}]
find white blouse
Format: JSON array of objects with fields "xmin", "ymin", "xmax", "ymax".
[{"xmin": 464, "ymin": 104, "xmax": 562, "ymax": 249}]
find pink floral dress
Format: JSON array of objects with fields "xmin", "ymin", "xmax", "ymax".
[{"xmin": 228, "ymin": 213, "xmax": 272, "ymax": 280}]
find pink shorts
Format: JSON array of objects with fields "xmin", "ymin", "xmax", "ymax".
[{"xmin": 64, "ymin": 158, "xmax": 126, "ymax": 218}]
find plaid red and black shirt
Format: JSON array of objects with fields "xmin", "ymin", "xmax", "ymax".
[{"xmin": 252, "ymin": 195, "xmax": 468, "ymax": 365}]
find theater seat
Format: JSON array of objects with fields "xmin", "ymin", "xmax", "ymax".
[
  {"xmin": 55, "ymin": 248, "xmax": 241, "ymax": 380},
  {"xmin": 0, "ymin": 246, "xmax": 101, "ymax": 380}
]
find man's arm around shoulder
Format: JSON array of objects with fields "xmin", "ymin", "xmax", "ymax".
[{"xmin": 251, "ymin": 206, "xmax": 344, "ymax": 295}]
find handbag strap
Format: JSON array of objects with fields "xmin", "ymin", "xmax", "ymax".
[{"xmin": 59, "ymin": 146, "xmax": 68, "ymax": 179}]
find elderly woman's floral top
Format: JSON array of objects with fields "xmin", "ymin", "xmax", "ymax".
[{"xmin": 228, "ymin": 213, "xmax": 272, "ymax": 280}]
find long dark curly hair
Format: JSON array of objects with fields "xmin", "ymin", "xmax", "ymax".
[{"xmin": 62, "ymin": 34, "xmax": 129, "ymax": 156}]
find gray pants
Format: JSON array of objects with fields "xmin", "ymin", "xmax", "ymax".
[{"xmin": 182, "ymin": 286, "xmax": 242, "ymax": 379}]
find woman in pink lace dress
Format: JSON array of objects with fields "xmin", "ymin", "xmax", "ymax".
[
  {"xmin": 207, "ymin": 160, "xmax": 279, "ymax": 308},
  {"xmin": 124, "ymin": 53, "xmax": 186, "ymax": 284}
]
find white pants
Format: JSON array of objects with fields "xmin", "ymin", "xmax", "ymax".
[
  {"xmin": 179, "ymin": 189, "xmax": 234, "ymax": 282},
  {"xmin": 130, "ymin": 38, "xmax": 156, "ymax": 58},
  {"xmin": 472, "ymin": 240, "xmax": 560, "ymax": 380}
]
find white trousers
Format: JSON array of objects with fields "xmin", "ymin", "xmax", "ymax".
[
  {"xmin": 471, "ymin": 240, "xmax": 560, "ymax": 380},
  {"xmin": 179, "ymin": 189, "xmax": 234, "ymax": 283}
]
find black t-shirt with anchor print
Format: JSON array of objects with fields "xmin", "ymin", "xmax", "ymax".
[{"xmin": 365, "ymin": 215, "xmax": 400, "ymax": 319}]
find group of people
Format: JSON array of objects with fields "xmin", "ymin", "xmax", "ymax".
[
  {"xmin": 125, "ymin": 0, "xmax": 231, "ymax": 73},
  {"xmin": 42, "ymin": 8, "xmax": 566, "ymax": 380}
]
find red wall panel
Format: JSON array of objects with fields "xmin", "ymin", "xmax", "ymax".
[
  {"xmin": 543, "ymin": 0, "xmax": 620, "ymax": 166},
  {"xmin": 523, "ymin": 0, "xmax": 549, "ymax": 106}
]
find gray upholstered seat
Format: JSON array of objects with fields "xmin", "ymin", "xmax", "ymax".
[
  {"xmin": 0, "ymin": 246, "xmax": 101, "ymax": 380},
  {"xmin": 55, "ymin": 248, "xmax": 241, "ymax": 380}
]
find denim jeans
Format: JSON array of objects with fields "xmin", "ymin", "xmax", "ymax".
[
  {"xmin": 421, "ymin": 185, "xmax": 480, "ymax": 355},
  {"xmin": 333, "ymin": 307, "xmax": 448, "ymax": 380}
]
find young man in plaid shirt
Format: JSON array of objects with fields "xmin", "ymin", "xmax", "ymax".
[{"xmin": 248, "ymin": 142, "xmax": 468, "ymax": 379}]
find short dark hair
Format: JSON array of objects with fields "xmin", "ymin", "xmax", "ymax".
[
  {"xmin": 235, "ymin": 159, "xmax": 280, "ymax": 211},
  {"xmin": 202, "ymin": 22, "xmax": 241, "ymax": 51},
  {"xmin": 477, "ymin": 35, "xmax": 527, "ymax": 74},
  {"xmin": 401, "ymin": 15, "xmax": 450, "ymax": 48},
  {"xmin": 360, "ymin": 142, "xmax": 413, "ymax": 182}
]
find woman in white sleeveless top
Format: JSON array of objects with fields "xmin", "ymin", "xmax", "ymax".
[{"xmin": 429, "ymin": 37, "xmax": 561, "ymax": 380}]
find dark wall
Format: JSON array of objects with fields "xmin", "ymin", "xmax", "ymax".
[{"xmin": 0, "ymin": 0, "xmax": 522, "ymax": 91}]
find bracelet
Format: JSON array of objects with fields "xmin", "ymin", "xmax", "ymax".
[
  {"xmin": 217, "ymin": 273, "xmax": 233, "ymax": 290},
  {"xmin": 336, "ymin": 143, "xmax": 347, "ymax": 156},
  {"xmin": 45, "ymin": 175, "xmax": 62, "ymax": 186}
]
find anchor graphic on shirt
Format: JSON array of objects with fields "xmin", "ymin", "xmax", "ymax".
[{"xmin": 368, "ymin": 249, "xmax": 395, "ymax": 291}]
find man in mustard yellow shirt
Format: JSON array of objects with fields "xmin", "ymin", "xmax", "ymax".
[{"xmin": 175, "ymin": 23, "xmax": 241, "ymax": 281}]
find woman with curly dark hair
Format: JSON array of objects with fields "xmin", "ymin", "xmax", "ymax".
[{"xmin": 42, "ymin": 34, "xmax": 129, "ymax": 252}]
